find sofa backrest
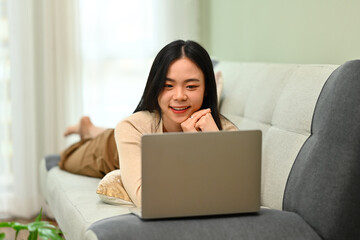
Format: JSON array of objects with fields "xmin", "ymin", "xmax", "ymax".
[
  {"xmin": 216, "ymin": 60, "xmax": 360, "ymax": 239},
  {"xmin": 215, "ymin": 62, "xmax": 337, "ymax": 210},
  {"xmin": 283, "ymin": 60, "xmax": 360, "ymax": 240}
]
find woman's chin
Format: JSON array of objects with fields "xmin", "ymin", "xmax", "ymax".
[{"xmin": 170, "ymin": 116, "xmax": 189, "ymax": 126}]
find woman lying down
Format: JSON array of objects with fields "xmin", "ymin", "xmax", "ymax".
[{"xmin": 59, "ymin": 40, "xmax": 237, "ymax": 208}]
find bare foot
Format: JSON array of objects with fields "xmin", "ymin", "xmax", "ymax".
[
  {"xmin": 64, "ymin": 122, "xmax": 82, "ymax": 137},
  {"xmin": 79, "ymin": 116, "xmax": 92, "ymax": 139},
  {"xmin": 64, "ymin": 116, "xmax": 106, "ymax": 140}
]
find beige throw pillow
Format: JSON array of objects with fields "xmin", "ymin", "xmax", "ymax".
[
  {"xmin": 215, "ymin": 71, "xmax": 224, "ymax": 104},
  {"xmin": 96, "ymin": 169, "xmax": 133, "ymax": 205}
]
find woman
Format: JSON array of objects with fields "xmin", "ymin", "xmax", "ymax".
[{"xmin": 59, "ymin": 40, "xmax": 238, "ymax": 207}]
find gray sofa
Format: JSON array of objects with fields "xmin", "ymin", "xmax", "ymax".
[{"xmin": 39, "ymin": 60, "xmax": 360, "ymax": 240}]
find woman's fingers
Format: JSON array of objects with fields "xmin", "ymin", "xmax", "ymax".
[
  {"xmin": 189, "ymin": 108, "xmax": 211, "ymax": 121},
  {"xmin": 181, "ymin": 109, "xmax": 210, "ymax": 132},
  {"xmin": 181, "ymin": 108, "xmax": 218, "ymax": 132},
  {"xmin": 195, "ymin": 112, "xmax": 219, "ymax": 132}
]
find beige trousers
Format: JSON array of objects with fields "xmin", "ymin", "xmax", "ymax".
[{"xmin": 58, "ymin": 129, "xmax": 119, "ymax": 178}]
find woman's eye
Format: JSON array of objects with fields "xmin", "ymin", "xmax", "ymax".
[
  {"xmin": 164, "ymin": 84, "xmax": 173, "ymax": 88},
  {"xmin": 187, "ymin": 85, "xmax": 198, "ymax": 89}
]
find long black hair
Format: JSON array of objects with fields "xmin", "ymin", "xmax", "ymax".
[{"xmin": 134, "ymin": 40, "xmax": 222, "ymax": 130}]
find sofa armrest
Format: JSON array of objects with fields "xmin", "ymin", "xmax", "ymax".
[
  {"xmin": 87, "ymin": 208, "xmax": 321, "ymax": 240},
  {"xmin": 45, "ymin": 154, "xmax": 61, "ymax": 170}
]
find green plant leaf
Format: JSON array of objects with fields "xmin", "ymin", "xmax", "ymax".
[
  {"xmin": 15, "ymin": 229, "xmax": 20, "ymax": 240},
  {"xmin": 27, "ymin": 221, "xmax": 58, "ymax": 231},
  {"xmin": 35, "ymin": 208, "xmax": 43, "ymax": 222},
  {"xmin": 38, "ymin": 228, "xmax": 64, "ymax": 240},
  {"xmin": 28, "ymin": 230, "xmax": 38, "ymax": 240},
  {"xmin": 0, "ymin": 222, "xmax": 12, "ymax": 227},
  {"xmin": 11, "ymin": 222, "xmax": 28, "ymax": 231},
  {"xmin": 0, "ymin": 222, "xmax": 27, "ymax": 229},
  {"xmin": 0, "ymin": 232, "xmax": 5, "ymax": 240},
  {"xmin": 0, "ymin": 222, "xmax": 28, "ymax": 240},
  {"xmin": 0, "ymin": 208, "xmax": 62, "ymax": 240}
]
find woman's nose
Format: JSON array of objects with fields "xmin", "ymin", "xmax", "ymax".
[{"xmin": 173, "ymin": 88, "xmax": 187, "ymax": 101}]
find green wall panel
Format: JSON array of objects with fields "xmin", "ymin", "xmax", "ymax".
[{"xmin": 201, "ymin": 0, "xmax": 360, "ymax": 64}]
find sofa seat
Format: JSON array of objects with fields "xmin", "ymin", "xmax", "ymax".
[{"xmin": 40, "ymin": 154, "xmax": 321, "ymax": 240}]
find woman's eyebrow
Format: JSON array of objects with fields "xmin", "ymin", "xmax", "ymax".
[
  {"xmin": 165, "ymin": 78, "xmax": 200, "ymax": 83},
  {"xmin": 185, "ymin": 79, "xmax": 200, "ymax": 83}
]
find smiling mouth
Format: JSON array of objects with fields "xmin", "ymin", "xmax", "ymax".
[{"xmin": 170, "ymin": 106, "xmax": 190, "ymax": 111}]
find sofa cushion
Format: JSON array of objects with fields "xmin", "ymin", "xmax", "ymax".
[
  {"xmin": 43, "ymin": 164, "xmax": 131, "ymax": 240},
  {"xmin": 283, "ymin": 60, "xmax": 360, "ymax": 240},
  {"xmin": 215, "ymin": 71, "xmax": 224, "ymax": 104},
  {"xmin": 87, "ymin": 208, "xmax": 321, "ymax": 240},
  {"xmin": 216, "ymin": 62, "xmax": 338, "ymax": 209}
]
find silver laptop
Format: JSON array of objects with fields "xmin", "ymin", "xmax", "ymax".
[{"xmin": 131, "ymin": 130, "xmax": 262, "ymax": 219}]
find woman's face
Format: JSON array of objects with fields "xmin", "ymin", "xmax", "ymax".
[{"xmin": 158, "ymin": 57, "xmax": 205, "ymax": 132}]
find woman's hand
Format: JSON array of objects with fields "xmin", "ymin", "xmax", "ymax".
[{"xmin": 180, "ymin": 108, "xmax": 219, "ymax": 132}]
